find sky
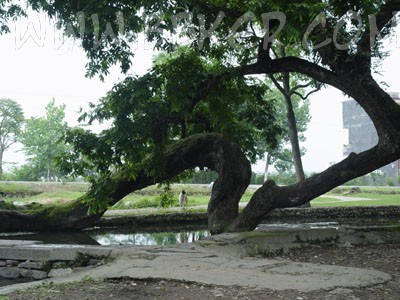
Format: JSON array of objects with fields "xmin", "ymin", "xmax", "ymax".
[{"xmin": 0, "ymin": 11, "xmax": 399, "ymax": 174}]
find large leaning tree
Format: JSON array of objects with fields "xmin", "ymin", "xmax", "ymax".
[{"xmin": 0, "ymin": 0, "xmax": 399, "ymax": 233}]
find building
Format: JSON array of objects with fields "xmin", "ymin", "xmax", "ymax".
[{"xmin": 343, "ymin": 92, "xmax": 400, "ymax": 179}]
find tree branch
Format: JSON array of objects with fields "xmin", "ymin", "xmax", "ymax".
[
  {"xmin": 269, "ymin": 74, "xmax": 286, "ymax": 96},
  {"xmin": 228, "ymin": 142, "xmax": 400, "ymax": 232},
  {"xmin": 292, "ymin": 88, "xmax": 320, "ymax": 101},
  {"xmin": 289, "ymin": 81, "xmax": 313, "ymax": 96},
  {"xmin": 92, "ymin": 133, "xmax": 252, "ymax": 233},
  {"xmin": 359, "ymin": 0, "xmax": 400, "ymax": 51},
  {"xmin": 238, "ymin": 56, "xmax": 400, "ymax": 142}
]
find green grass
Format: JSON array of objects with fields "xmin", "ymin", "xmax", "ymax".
[
  {"xmin": 111, "ymin": 187, "xmax": 253, "ymax": 210},
  {"xmin": 0, "ymin": 182, "xmax": 31, "ymax": 193},
  {"xmin": 312, "ymin": 199, "xmax": 400, "ymax": 207},
  {"xmin": 1, "ymin": 181, "xmax": 399, "ymax": 211},
  {"xmin": 311, "ymin": 194, "xmax": 400, "ymax": 207},
  {"xmin": 21, "ymin": 191, "xmax": 85, "ymax": 204}
]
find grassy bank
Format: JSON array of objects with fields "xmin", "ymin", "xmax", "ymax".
[{"xmin": 1, "ymin": 182, "xmax": 399, "ymax": 212}]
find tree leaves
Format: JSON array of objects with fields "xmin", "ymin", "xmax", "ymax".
[
  {"xmin": 0, "ymin": 98, "xmax": 24, "ymax": 177},
  {"xmin": 20, "ymin": 99, "xmax": 69, "ymax": 180}
]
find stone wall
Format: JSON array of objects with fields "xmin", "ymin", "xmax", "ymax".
[
  {"xmin": 0, "ymin": 255, "xmax": 105, "ymax": 280},
  {"xmin": 0, "ymin": 242, "xmax": 111, "ymax": 281},
  {"xmin": 264, "ymin": 206, "xmax": 400, "ymax": 225},
  {"xmin": 97, "ymin": 206, "xmax": 400, "ymax": 229}
]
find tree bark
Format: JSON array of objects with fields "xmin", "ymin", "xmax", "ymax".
[
  {"xmin": 282, "ymin": 76, "xmax": 306, "ymax": 183},
  {"xmin": 264, "ymin": 153, "xmax": 270, "ymax": 182},
  {"xmin": 0, "ymin": 148, "xmax": 3, "ymax": 180},
  {"xmin": 269, "ymin": 46, "xmax": 309, "ymax": 207}
]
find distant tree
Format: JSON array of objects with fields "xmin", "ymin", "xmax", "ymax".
[
  {"xmin": 267, "ymin": 45, "xmax": 318, "ymax": 185},
  {"xmin": 264, "ymin": 85, "xmax": 311, "ymax": 180},
  {"xmin": 0, "ymin": 99, "xmax": 24, "ymax": 179},
  {"xmin": 20, "ymin": 99, "xmax": 69, "ymax": 181}
]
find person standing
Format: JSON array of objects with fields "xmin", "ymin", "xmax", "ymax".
[{"xmin": 179, "ymin": 190, "xmax": 188, "ymax": 208}]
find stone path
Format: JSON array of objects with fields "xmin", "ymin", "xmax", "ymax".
[{"xmin": 0, "ymin": 229, "xmax": 392, "ymax": 295}]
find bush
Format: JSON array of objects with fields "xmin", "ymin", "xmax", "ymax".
[
  {"xmin": 268, "ymin": 172, "xmax": 297, "ymax": 185},
  {"xmin": 112, "ymin": 197, "xmax": 159, "ymax": 209},
  {"xmin": 156, "ymin": 190, "xmax": 176, "ymax": 208}
]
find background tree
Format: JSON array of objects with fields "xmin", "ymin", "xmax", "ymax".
[
  {"xmin": 266, "ymin": 45, "xmax": 318, "ymax": 183},
  {"xmin": 20, "ymin": 99, "xmax": 69, "ymax": 181},
  {"xmin": 264, "ymin": 89, "xmax": 311, "ymax": 181},
  {"xmin": 0, "ymin": 99, "xmax": 24, "ymax": 179}
]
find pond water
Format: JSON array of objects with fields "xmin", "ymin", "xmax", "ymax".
[
  {"xmin": 0, "ymin": 222, "xmax": 344, "ymax": 246},
  {"xmin": 256, "ymin": 222, "xmax": 340, "ymax": 231},
  {"xmin": 0, "ymin": 227, "xmax": 210, "ymax": 246},
  {"xmin": 89, "ymin": 228, "xmax": 210, "ymax": 246},
  {"xmin": 1, "ymin": 221, "xmax": 397, "ymax": 246}
]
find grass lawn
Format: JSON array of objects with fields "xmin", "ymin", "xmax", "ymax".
[
  {"xmin": 311, "ymin": 197, "xmax": 400, "ymax": 207},
  {"xmin": 1, "ymin": 182, "xmax": 399, "ymax": 210}
]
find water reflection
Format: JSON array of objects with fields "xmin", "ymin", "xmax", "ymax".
[
  {"xmin": 257, "ymin": 222, "xmax": 340, "ymax": 231},
  {"xmin": 0, "ymin": 231, "xmax": 100, "ymax": 245},
  {"xmin": 90, "ymin": 229, "xmax": 209, "ymax": 246}
]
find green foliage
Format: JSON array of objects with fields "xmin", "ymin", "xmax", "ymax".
[
  {"xmin": 0, "ymin": 182, "xmax": 31, "ymax": 194},
  {"xmin": 156, "ymin": 185, "xmax": 176, "ymax": 208},
  {"xmin": 343, "ymin": 171, "xmax": 398, "ymax": 186},
  {"xmin": 0, "ymin": 98, "xmax": 24, "ymax": 177},
  {"xmin": 20, "ymin": 99, "xmax": 70, "ymax": 181},
  {"xmin": 250, "ymin": 172, "xmax": 265, "ymax": 185},
  {"xmin": 268, "ymin": 172, "xmax": 298, "ymax": 186},
  {"xmin": 60, "ymin": 48, "xmax": 281, "ymax": 189},
  {"xmin": 2, "ymin": 1, "xmax": 390, "ymax": 77},
  {"xmin": 264, "ymin": 78, "xmax": 312, "ymax": 174},
  {"xmin": 184, "ymin": 170, "xmax": 218, "ymax": 184},
  {"xmin": 112, "ymin": 196, "xmax": 160, "ymax": 210}
]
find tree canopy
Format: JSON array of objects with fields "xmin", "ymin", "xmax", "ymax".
[
  {"xmin": 0, "ymin": 98, "xmax": 24, "ymax": 178},
  {"xmin": 0, "ymin": 0, "xmax": 399, "ymax": 233},
  {"xmin": 20, "ymin": 99, "xmax": 69, "ymax": 181}
]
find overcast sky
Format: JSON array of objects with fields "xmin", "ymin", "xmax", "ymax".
[{"xmin": 0, "ymin": 11, "xmax": 399, "ymax": 173}]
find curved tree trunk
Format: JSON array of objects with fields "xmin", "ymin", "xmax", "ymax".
[
  {"xmin": 228, "ymin": 75, "xmax": 400, "ymax": 230},
  {"xmin": 0, "ymin": 133, "xmax": 251, "ymax": 233},
  {"xmin": 228, "ymin": 143, "xmax": 399, "ymax": 232}
]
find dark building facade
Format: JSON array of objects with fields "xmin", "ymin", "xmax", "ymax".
[{"xmin": 343, "ymin": 92, "xmax": 400, "ymax": 178}]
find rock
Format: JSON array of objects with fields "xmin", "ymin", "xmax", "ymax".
[
  {"xmin": 48, "ymin": 268, "xmax": 73, "ymax": 277},
  {"xmin": 88, "ymin": 259, "xmax": 99, "ymax": 266},
  {"xmin": 329, "ymin": 288, "xmax": 354, "ymax": 294},
  {"xmin": 19, "ymin": 268, "xmax": 48, "ymax": 280},
  {"xmin": 18, "ymin": 261, "xmax": 44, "ymax": 270},
  {"xmin": 6, "ymin": 260, "xmax": 19, "ymax": 266},
  {"xmin": 0, "ymin": 261, "xmax": 6, "ymax": 267},
  {"xmin": 0, "ymin": 267, "xmax": 20, "ymax": 279},
  {"xmin": 52, "ymin": 261, "xmax": 69, "ymax": 269}
]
